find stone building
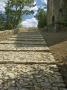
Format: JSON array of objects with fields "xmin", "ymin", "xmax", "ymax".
[{"xmin": 47, "ymin": 0, "xmax": 67, "ymax": 27}]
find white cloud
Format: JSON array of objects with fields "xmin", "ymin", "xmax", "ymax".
[
  {"xmin": 21, "ymin": 18, "xmax": 38, "ymax": 28},
  {"xmin": 20, "ymin": 0, "xmax": 47, "ymax": 28},
  {"xmin": 44, "ymin": 0, "xmax": 47, "ymax": 4},
  {"xmin": 30, "ymin": 6, "xmax": 38, "ymax": 16},
  {"xmin": 0, "ymin": 0, "xmax": 7, "ymax": 2},
  {"xmin": 0, "ymin": 2, "xmax": 6, "ymax": 12},
  {"xmin": 23, "ymin": 5, "xmax": 38, "ymax": 12},
  {"xmin": 41, "ymin": 0, "xmax": 47, "ymax": 4},
  {"xmin": 34, "ymin": 0, "xmax": 36, "ymax": 5},
  {"xmin": 30, "ymin": 6, "xmax": 38, "ymax": 11}
]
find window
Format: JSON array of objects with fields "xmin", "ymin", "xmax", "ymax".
[{"xmin": 52, "ymin": 15, "xmax": 55, "ymax": 25}]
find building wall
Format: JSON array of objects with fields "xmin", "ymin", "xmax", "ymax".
[
  {"xmin": 62, "ymin": 0, "xmax": 67, "ymax": 24},
  {"xmin": 47, "ymin": 0, "xmax": 67, "ymax": 26}
]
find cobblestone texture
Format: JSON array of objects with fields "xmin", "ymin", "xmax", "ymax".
[
  {"xmin": 0, "ymin": 52, "xmax": 55, "ymax": 63},
  {"xmin": 0, "ymin": 64, "xmax": 66, "ymax": 90},
  {"xmin": 0, "ymin": 30, "xmax": 67, "ymax": 90}
]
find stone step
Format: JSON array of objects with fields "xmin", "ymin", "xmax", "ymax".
[
  {"xmin": 0, "ymin": 64, "xmax": 65, "ymax": 90},
  {"xmin": 9, "ymin": 37, "xmax": 44, "ymax": 40},
  {"xmin": 0, "ymin": 44, "xmax": 49, "ymax": 51},
  {"xmin": 0, "ymin": 40, "xmax": 46, "ymax": 45},
  {"xmin": 15, "ymin": 33, "xmax": 42, "ymax": 37},
  {"xmin": 10, "ymin": 32, "xmax": 43, "ymax": 37},
  {"xmin": 17, "ymin": 31, "xmax": 41, "ymax": 34},
  {"xmin": 0, "ymin": 31, "xmax": 66, "ymax": 90},
  {"xmin": 8, "ymin": 38, "xmax": 45, "ymax": 41},
  {"xmin": 0, "ymin": 51, "xmax": 55, "ymax": 63},
  {"xmin": 11, "ymin": 35, "xmax": 43, "ymax": 38},
  {"xmin": 8, "ymin": 39, "xmax": 45, "ymax": 41}
]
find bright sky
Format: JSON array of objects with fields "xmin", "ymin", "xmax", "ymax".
[
  {"xmin": 0, "ymin": 0, "xmax": 47, "ymax": 28},
  {"xmin": 22, "ymin": 0, "xmax": 47, "ymax": 28}
]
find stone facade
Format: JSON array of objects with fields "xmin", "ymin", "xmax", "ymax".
[{"xmin": 47, "ymin": 0, "xmax": 67, "ymax": 26}]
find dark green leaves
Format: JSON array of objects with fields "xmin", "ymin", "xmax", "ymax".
[{"xmin": 5, "ymin": 0, "xmax": 34, "ymax": 30}]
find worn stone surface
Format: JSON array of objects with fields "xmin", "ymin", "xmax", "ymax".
[
  {"xmin": 0, "ymin": 31, "xmax": 49, "ymax": 51},
  {"xmin": 0, "ymin": 51, "xmax": 55, "ymax": 63},
  {"xmin": 0, "ymin": 64, "xmax": 66, "ymax": 90},
  {"xmin": 0, "ymin": 30, "xmax": 67, "ymax": 90}
]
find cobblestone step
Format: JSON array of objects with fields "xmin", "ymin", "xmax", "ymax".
[
  {"xmin": 11, "ymin": 34, "xmax": 43, "ymax": 37},
  {"xmin": 0, "ymin": 44, "xmax": 49, "ymax": 51},
  {"xmin": 8, "ymin": 38, "xmax": 45, "ymax": 41},
  {"xmin": 0, "ymin": 30, "xmax": 67, "ymax": 90},
  {"xmin": 0, "ymin": 52, "xmax": 55, "ymax": 63},
  {"xmin": 8, "ymin": 39, "xmax": 45, "ymax": 41},
  {"xmin": 0, "ymin": 40, "xmax": 46, "ymax": 45},
  {"xmin": 11, "ymin": 31, "xmax": 42, "ymax": 35},
  {"xmin": 8, "ymin": 32, "xmax": 45, "ymax": 42},
  {"xmin": 11, "ymin": 35, "xmax": 43, "ymax": 37},
  {"xmin": 9, "ymin": 37, "xmax": 44, "ymax": 41},
  {"xmin": 16, "ymin": 31, "xmax": 41, "ymax": 34},
  {"xmin": 0, "ymin": 64, "xmax": 66, "ymax": 90}
]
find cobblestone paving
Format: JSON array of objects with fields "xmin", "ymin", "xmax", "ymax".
[
  {"xmin": 0, "ymin": 30, "xmax": 67, "ymax": 90},
  {"xmin": 0, "ymin": 52, "xmax": 55, "ymax": 63}
]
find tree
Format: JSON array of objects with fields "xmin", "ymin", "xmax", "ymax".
[
  {"xmin": 5, "ymin": 0, "xmax": 34, "ymax": 29},
  {"xmin": 36, "ymin": 9, "xmax": 47, "ymax": 28},
  {"xmin": 0, "ymin": 13, "xmax": 6, "ymax": 30}
]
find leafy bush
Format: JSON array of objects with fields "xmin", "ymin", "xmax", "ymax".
[{"xmin": 36, "ymin": 9, "xmax": 47, "ymax": 28}]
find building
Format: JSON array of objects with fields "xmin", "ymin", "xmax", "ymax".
[{"xmin": 47, "ymin": 0, "xmax": 67, "ymax": 27}]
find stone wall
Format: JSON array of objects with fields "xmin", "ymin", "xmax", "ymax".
[
  {"xmin": 0, "ymin": 29, "xmax": 18, "ymax": 41},
  {"xmin": 62, "ymin": 0, "xmax": 67, "ymax": 24},
  {"xmin": 0, "ymin": 30, "xmax": 13, "ymax": 41},
  {"xmin": 0, "ymin": 28, "xmax": 38, "ymax": 41},
  {"xmin": 47, "ymin": 0, "xmax": 67, "ymax": 26}
]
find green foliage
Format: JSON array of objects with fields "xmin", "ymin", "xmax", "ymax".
[
  {"xmin": 0, "ymin": 14, "xmax": 5, "ymax": 30},
  {"xmin": 36, "ymin": 9, "xmax": 47, "ymax": 28},
  {"xmin": 5, "ymin": 0, "xmax": 34, "ymax": 30}
]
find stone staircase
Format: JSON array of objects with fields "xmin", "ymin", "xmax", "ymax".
[{"xmin": 0, "ymin": 30, "xmax": 67, "ymax": 90}]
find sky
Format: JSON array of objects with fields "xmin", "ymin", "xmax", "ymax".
[
  {"xmin": 0, "ymin": 0, "xmax": 47, "ymax": 28},
  {"xmin": 22, "ymin": 0, "xmax": 47, "ymax": 28}
]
